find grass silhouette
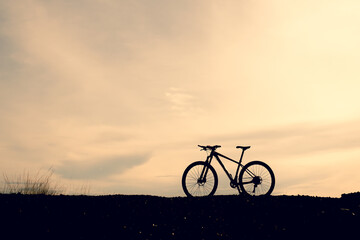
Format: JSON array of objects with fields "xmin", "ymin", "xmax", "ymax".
[{"xmin": 2, "ymin": 168, "xmax": 62, "ymax": 195}]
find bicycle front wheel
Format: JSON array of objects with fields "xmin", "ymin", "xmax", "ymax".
[
  {"xmin": 238, "ymin": 161, "xmax": 275, "ymax": 196},
  {"xmin": 182, "ymin": 161, "xmax": 218, "ymax": 197}
]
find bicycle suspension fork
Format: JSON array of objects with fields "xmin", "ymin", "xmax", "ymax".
[{"xmin": 199, "ymin": 154, "xmax": 213, "ymax": 182}]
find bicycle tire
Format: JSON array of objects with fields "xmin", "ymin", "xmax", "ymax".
[
  {"xmin": 182, "ymin": 161, "xmax": 218, "ymax": 197},
  {"xmin": 238, "ymin": 161, "xmax": 275, "ymax": 196}
]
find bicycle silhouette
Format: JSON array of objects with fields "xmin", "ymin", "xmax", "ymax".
[{"xmin": 182, "ymin": 145, "xmax": 275, "ymax": 197}]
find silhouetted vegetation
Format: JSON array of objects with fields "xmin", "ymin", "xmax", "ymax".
[{"xmin": 2, "ymin": 169, "xmax": 62, "ymax": 195}]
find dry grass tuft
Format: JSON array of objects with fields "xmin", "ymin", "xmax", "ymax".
[{"xmin": 2, "ymin": 168, "xmax": 63, "ymax": 195}]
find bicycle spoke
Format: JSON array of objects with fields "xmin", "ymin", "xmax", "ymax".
[
  {"xmin": 239, "ymin": 161, "xmax": 275, "ymax": 196},
  {"xmin": 183, "ymin": 163, "xmax": 217, "ymax": 196}
]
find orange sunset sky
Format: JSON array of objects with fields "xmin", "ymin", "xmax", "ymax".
[{"xmin": 1, "ymin": 0, "xmax": 360, "ymax": 197}]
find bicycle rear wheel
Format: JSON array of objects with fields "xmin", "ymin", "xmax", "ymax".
[
  {"xmin": 182, "ymin": 161, "xmax": 218, "ymax": 197},
  {"xmin": 238, "ymin": 161, "xmax": 275, "ymax": 196}
]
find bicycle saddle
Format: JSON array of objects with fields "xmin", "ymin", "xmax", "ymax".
[{"xmin": 236, "ymin": 146, "xmax": 251, "ymax": 150}]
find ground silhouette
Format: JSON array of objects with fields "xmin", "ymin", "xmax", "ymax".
[{"xmin": 1, "ymin": 192, "xmax": 359, "ymax": 239}]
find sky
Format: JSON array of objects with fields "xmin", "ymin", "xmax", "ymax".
[{"xmin": 1, "ymin": 0, "xmax": 360, "ymax": 197}]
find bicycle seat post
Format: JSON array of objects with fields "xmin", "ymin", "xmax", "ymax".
[
  {"xmin": 239, "ymin": 149, "xmax": 245, "ymax": 165},
  {"xmin": 236, "ymin": 146, "xmax": 251, "ymax": 164}
]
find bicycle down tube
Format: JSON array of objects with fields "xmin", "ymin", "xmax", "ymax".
[{"xmin": 214, "ymin": 153, "xmax": 241, "ymax": 182}]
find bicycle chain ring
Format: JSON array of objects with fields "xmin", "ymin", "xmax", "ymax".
[{"xmin": 230, "ymin": 181, "xmax": 237, "ymax": 188}]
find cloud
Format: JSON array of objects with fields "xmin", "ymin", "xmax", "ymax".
[
  {"xmin": 205, "ymin": 119, "xmax": 360, "ymax": 157},
  {"xmin": 56, "ymin": 153, "xmax": 150, "ymax": 180},
  {"xmin": 165, "ymin": 87, "xmax": 202, "ymax": 116},
  {"xmin": 1, "ymin": 0, "xmax": 360, "ymax": 196}
]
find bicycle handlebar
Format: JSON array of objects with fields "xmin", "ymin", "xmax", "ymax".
[{"xmin": 198, "ymin": 145, "xmax": 221, "ymax": 151}]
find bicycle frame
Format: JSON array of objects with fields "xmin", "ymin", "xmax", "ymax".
[
  {"xmin": 182, "ymin": 145, "xmax": 275, "ymax": 197},
  {"xmin": 200, "ymin": 148, "xmax": 252, "ymax": 186}
]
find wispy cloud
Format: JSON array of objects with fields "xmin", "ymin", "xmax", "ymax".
[
  {"xmin": 165, "ymin": 87, "xmax": 202, "ymax": 116},
  {"xmin": 56, "ymin": 153, "xmax": 150, "ymax": 180}
]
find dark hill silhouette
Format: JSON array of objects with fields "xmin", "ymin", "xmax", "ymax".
[{"xmin": 1, "ymin": 193, "xmax": 359, "ymax": 239}]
